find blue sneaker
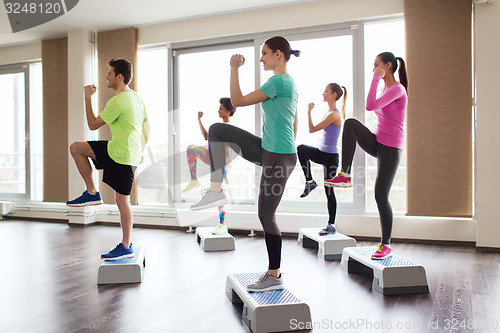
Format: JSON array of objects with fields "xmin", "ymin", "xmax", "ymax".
[
  {"xmin": 66, "ymin": 191, "xmax": 103, "ymax": 207},
  {"xmin": 101, "ymin": 243, "xmax": 134, "ymax": 260}
]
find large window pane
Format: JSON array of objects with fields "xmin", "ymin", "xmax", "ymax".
[
  {"xmin": 0, "ymin": 72, "xmax": 26, "ymax": 195},
  {"xmin": 364, "ymin": 20, "xmax": 406, "ymax": 213},
  {"xmin": 262, "ymin": 34, "xmax": 355, "ymax": 210},
  {"xmin": 177, "ymin": 45, "xmax": 255, "ymax": 204},
  {"xmin": 136, "ymin": 47, "xmax": 169, "ymax": 204}
]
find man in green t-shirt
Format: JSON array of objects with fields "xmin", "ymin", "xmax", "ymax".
[{"xmin": 67, "ymin": 58, "xmax": 150, "ymax": 261}]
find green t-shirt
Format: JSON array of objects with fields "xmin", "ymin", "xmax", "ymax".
[
  {"xmin": 99, "ymin": 90, "xmax": 147, "ymax": 166},
  {"xmin": 259, "ymin": 74, "xmax": 298, "ymax": 154}
]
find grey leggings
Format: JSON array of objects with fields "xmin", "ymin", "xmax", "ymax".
[
  {"xmin": 208, "ymin": 123, "xmax": 297, "ymax": 269},
  {"xmin": 341, "ymin": 118, "xmax": 401, "ymax": 244}
]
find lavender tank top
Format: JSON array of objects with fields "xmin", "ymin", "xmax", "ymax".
[{"xmin": 318, "ymin": 109, "xmax": 341, "ymax": 154}]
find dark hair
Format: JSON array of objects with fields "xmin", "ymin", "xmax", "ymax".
[
  {"xmin": 377, "ymin": 52, "xmax": 408, "ymax": 91},
  {"xmin": 327, "ymin": 83, "xmax": 347, "ymax": 119},
  {"xmin": 108, "ymin": 58, "xmax": 133, "ymax": 85},
  {"xmin": 264, "ymin": 36, "xmax": 300, "ymax": 61},
  {"xmin": 220, "ymin": 97, "xmax": 236, "ymax": 116}
]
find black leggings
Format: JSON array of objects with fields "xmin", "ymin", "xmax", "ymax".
[
  {"xmin": 297, "ymin": 144, "xmax": 338, "ymax": 225},
  {"xmin": 341, "ymin": 118, "xmax": 401, "ymax": 244},
  {"xmin": 208, "ymin": 123, "xmax": 297, "ymax": 270}
]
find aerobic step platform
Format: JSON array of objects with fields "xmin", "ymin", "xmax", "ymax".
[
  {"xmin": 196, "ymin": 227, "xmax": 235, "ymax": 252},
  {"xmin": 97, "ymin": 247, "xmax": 145, "ymax": 284},
  {"xmin": 340, "ymin": 246, "xmax": 429, "ymax": 295},
  {"xmin": 298, "ymin": 228, "xmax": 357, "ymax": 260},
  {"xmin": 226, "ymin": 273, "xmax": 311, "ymax": 333}
]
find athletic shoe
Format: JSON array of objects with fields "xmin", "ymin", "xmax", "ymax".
[
  {"xmin": 318, "ymin": 224, "xmax": 336, "ymax": 235},
  {"xmin": 371, "ymin": 244, "xmax": 392, "ymax": 260},
  {"xmin": 300, "ymin": 180, "xmax": 318, "ymax": 198},
  {"xmin": 66, "ymin": 191, "xmax": 103, "ymax": 207},
  {"xmin": 247, "ymin": 271, "xmax": 284, "ymax": 292},
  {"xmin": 190, "ymin": 189, "xmax": 228, "ymax": 211},
  {"xmin": 182, "ymin": 179, "xmax": 201, "ymax": 193},
  {"xmin": 325, "ymin": 172, "xmax": 352, "ymax": 188},
  {"xmin": 212, "ymin": 223, "xmax": 228, "ymax": 235},
  {"xmin": 101, "ymin": 243, "xmax": 134, "ymax": 260}
]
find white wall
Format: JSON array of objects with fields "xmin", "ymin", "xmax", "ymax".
[
  {"xmin": 0, "ymin": 41, "xmax": 41, "ymax": 65},
  {"xmin": 138, "ymin": 0, "xmax": 403, "ymax": 46},
  {"xmin": 475, "ymin": 1, "xmax": 500, "ymax": 248}
]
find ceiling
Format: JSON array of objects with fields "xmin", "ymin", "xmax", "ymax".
[{"xmin": 0, "ymin": 0, "xmax": 314, "ymax": 47}]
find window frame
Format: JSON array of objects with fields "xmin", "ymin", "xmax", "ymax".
[
  {"xmin": 0, "ymin": 63, "xmax": 33, "ymax": 201},
  {"xmin": 139, "ymin": 15, "xmax": 406, "ymax": 215},
  {"xmin": 171, "ymin": 40, "xmax": 256, "ymax": 205}
]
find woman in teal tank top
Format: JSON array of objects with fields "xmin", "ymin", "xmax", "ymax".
[{"xmin": 191, "ymin": 36, "xmax": 300, "ymax": 292}]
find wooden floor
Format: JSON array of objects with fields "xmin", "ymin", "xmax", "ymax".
[{"xmin": 0, "ymin": 220, "xmax": 499, "ymax": 333}]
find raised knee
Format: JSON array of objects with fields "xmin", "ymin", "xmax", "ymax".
[
  {"xmin": 209, "ymin": 122, "xmax": 224, "ymax": 131},
  {"xmin": 344, "ymin": 118, "xmax": 357, "ymax": 128},
  {"xmin": 69, "ymin": 141, "xmax": 81, "ymax": 156},
  {"xmin": 208, "ymin": 122, "xmax": 225, "ymax": 140},
  {"xmin": 297, "ymin": 144, "xmax": 306, "ymax": 154}
]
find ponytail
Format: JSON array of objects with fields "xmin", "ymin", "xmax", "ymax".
[
  {"xmin": 327, "ymin": 83, "xmax": 347, "ymax": 119},
  {"xmin": 378, "ymin": 52, "xmax": 408, "ymax": 92},
  {"xmin": 396, "ymin": 57, "xmax": 408, "ymax": 92},
  {"xmin": 264, "ymin": 36, "xmax": 300, "ymax": 62},
  {"xmin": 340, "ymin": 86, "xmax": 347, "ymax": 120}
]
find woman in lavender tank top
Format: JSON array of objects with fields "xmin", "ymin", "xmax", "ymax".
[
  {"xmin": 297, "ymin": 83, "xmax": 346, "ymax": 236},
  {"xmin": 326, "ymin": 52, "xmax": 408, "ymax": 260}
]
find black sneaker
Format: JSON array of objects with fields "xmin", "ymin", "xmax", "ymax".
[
  {"xmin": 318, "ymin": 224, "xmax": 336, "ymax": 235},
  {"xmin": 300, "ymin": 180, "xmax": 318, "ymax": 198}
]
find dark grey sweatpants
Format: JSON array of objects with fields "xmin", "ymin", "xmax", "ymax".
[{"xmin": 208, "ymin": 123, "xmax": 296, "ymax": 269}]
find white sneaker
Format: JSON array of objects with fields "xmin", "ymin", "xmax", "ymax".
[
  {"xmin": 247, "ymin": 271, "xmax": 284, "ymax": 292},
  {"xmin": 212, "ymin": 223, "xmax": 228, "ymax": 235},
  {"xmin": 190, "ymin": 189, "xmax": 228, "ymax": 211}
]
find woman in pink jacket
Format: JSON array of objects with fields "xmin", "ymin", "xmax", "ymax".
[{"xmin": 326, "ymin": 52, "xmax": 408, "ymax": 260}]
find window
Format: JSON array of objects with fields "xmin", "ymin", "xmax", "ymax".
[
  {"xmin": 136, "ymin": 47, "xmax": 169, "ymax": 204},
  {"xmin": 364, "ymin": 19, "xmax": 406, "ymax": 213},
  {"xmin": 29, "ymin": 63, "xmax": 43, "ymax": 201},
  {"xmin": 174, "ymin": 43, "xmax": 256, "ymax": 204},
  {"xmin": 0, "ymin": 62, "xmax": 43, "ymax": 201},
  {"xmin": 164, "ymin": 18, "xmax": 405, "ymax": 214},
  {"xmin": 267, "ymin": 32, "xmax": 356, "ymax": 211}
]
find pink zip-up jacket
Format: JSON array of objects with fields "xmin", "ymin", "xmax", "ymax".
[{"xmin": 366, "ymin": 73, "xmax": 407, "ymax": 149}]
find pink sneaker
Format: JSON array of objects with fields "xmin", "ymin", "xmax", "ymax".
[
  {"xmin": 371, "ymin": 244, "xmax": 392, "ymax": 260},
  {"xmin": 325, "ymin": 172, "xmax": 352, "ymax": 188}
]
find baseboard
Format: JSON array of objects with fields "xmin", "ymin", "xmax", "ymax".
[
  {"xmin": 475, "ymin": 246, "xmax": 500, "ymax": 252},
  {"xmin": 3, "ymin": 216, "xmax": 68, "ymax": 224}
]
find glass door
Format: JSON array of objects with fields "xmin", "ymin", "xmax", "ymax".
[
  {"xmin": 0, "ymin": 65, "xmax": 30, "ymax": 200},
  {"xmin": 257, "ymin": 28, "xmax": 362, "ymax": 212},
  {"xmin": 173, "ymin": 42, "xmax": 256, "ymax": 205}
]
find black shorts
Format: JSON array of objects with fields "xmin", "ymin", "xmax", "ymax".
[{"xmin": 88, "ymin": 141, "xmax": 136, "ymax": 196}]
